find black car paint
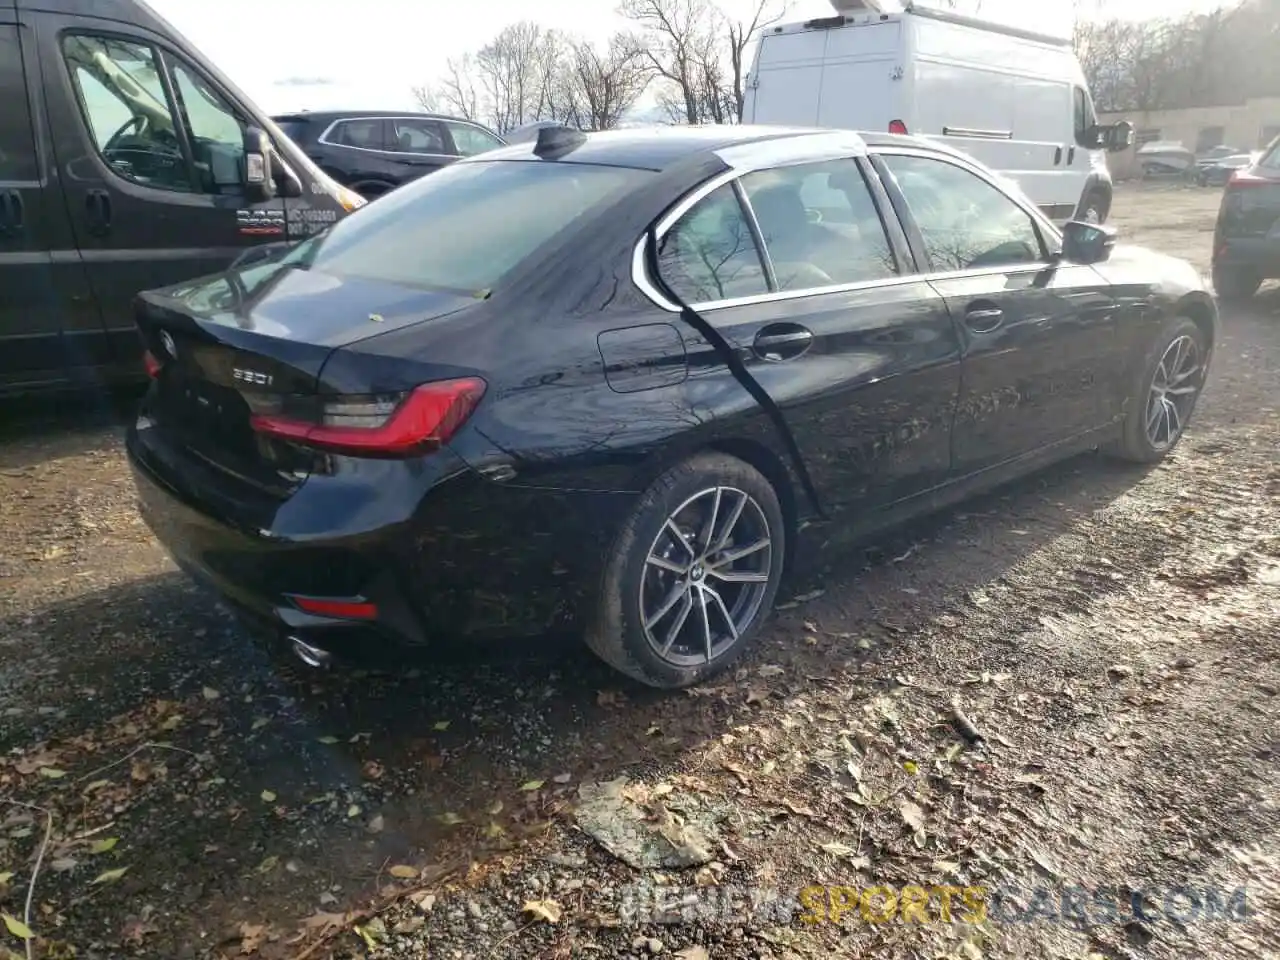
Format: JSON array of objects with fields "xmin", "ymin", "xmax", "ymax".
[
  {"xmin": 126, "ymin": 129, "xmax": 1217, "ymax": 662},
  {"xmin": 271, "ymin": 110, "xmax": 505, "ymax": 199},
  {"xmin": 0, "ymin": 0, "xmax": 351, "ymax": 396}
]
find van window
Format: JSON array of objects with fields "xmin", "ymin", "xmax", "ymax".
[
  {"xmin": 881, "ymin": 154, "xmax": 1043, "ymax": 272},
  {"xmin": 0, "ymin": 27, "xmax": 38, "ymax": 182},
  {"xmin": 1073, "ymin": 87, "xmax": 1097, "ymax": 149},
  {"xmin": 169, "ymin": 60, "xmax": 245, "ymax": 194},
  {"xmin": 284, "ymin": 160, "xmax": 647, "ymax": 293},
  {"xmin": 445, "ymin": 121, "xmax": 504, "ymax": 157},
  {"xmin": 658, "ymin": 184, "xmax": 769, "ymax": 303},
  {"xmin": 62, "ymin": 35, "xmax": 194, "ymax": 193},
  {"xmin": 741, "ymin": 159, "xmax": 897, "ymax": 290}
]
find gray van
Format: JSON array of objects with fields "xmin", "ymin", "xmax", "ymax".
[{"xmin": 0, "ymin": 0, "xmax": 363, "ymax": 395}]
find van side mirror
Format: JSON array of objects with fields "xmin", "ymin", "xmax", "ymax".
[
  {"xmin": 1101, "ymin": 120, "xmax": 1134, "ymax": 153},
  {"xmin": 242, "ymin": 125, "xmax": 276, "ymax": 202},
  {"xmin": 1061, "ymin": 220, "xmax": 1117, "ymax": 264}
]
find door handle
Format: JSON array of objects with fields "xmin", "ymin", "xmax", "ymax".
[
  {"xmin": 1068, "ymin": 145, "xmax": 1077, "ymax": 165},
  {"xmin": 1054, "ymin": 146, "xmax": 1064, "ymax": 165},
  {"xmin": 85, "ymin": 189, "xmax": 112, "ymax": 237},
  {"xmin": 753, "ymin": 324, "xmax": 813, "ymax": 361},
  {"xmin": 963, "ymin": 307, "xmax": 1004, "ymax": 334},
  {"xmin": 0, "ymin": 190, "xmax": 24, "ymax": 236}
]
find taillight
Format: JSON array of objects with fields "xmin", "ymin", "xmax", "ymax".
[
  {"xmin": 143, "ymin": 350, "xmax": 161, "ymax": 378},
  {"xmin": 289, "ymin": 595, "xmax": 379, "ymax": 620},
  {"xmin": 889, "ymin": 119, "xmax": 908, "ymax": 135},
  {"xmin": 250, "ymin": 377, "xmax": 486, "ymax": 457}
]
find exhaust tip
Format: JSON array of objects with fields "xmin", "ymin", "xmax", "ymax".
[{"xmin": 289, "ymin": 635, "xmax": 332, "ymax": 669}]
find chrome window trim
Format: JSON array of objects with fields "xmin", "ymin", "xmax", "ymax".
[
  {"xmin": 713, "ymin": 130, "xmax": 868, "ymax": 173},
  {"xmin": 630, "ymin": 137, "xmax": 1065, "ymax": 316},
  {"xmin": 317, "ymin": 116, "xmax": 456, "ymax": 160}
]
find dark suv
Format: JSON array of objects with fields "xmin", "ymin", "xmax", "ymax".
[
  {"xmin": 1212, "ymin": 136, "xmax": 1280, "ymax": 301},
  {"xmin": 271, "ymin": 111, "xmax": 506, "ymax": 200}
]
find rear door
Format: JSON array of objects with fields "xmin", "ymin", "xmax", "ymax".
[
  {"xmin": 0, "ymin": 9, "xmax": 102, "ymax": 389},
  {"xmin": 654, "ymin": 157, "xmax": 961, "ymax": 521},
  {"xmin": 34, "ymin": 10, "xmax": 291, "ymax": 372},
  {"xmin": 385, "ymin": 116, "xmax": 453, "ymax": 179},
  {"xmin": 875, "ymin": 149, "xmax": 1120, "ymax": 475}
]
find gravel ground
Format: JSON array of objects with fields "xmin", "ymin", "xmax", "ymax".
[{"xmin": 1, "ymin": 183, "xmax": 1277, "ymax": 960}]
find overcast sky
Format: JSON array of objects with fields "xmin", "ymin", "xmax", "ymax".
[{"xmin": 147, "ymin": 0, "xmax": 1226, "ymax": 115}]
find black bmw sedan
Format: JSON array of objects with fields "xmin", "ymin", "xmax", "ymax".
[{"xmin": 126, "ymin": 125, "xmax": 1217, "ymax": 689}]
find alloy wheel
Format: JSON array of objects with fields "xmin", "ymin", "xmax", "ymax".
[
  {"xmin": 1145, "ymin": 334, "xmax": 1201, "ymax": 450},
  {"xmin": 639, "ymin": 486, "xmax": 773, "ymax": 667}
]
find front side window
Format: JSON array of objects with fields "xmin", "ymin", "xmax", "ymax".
[
  {"xmin": 170, "ymin": 60, "xmax": 244, "ymax": 194},
  {"xmin": 446, "ymin": 121, "xmax": 504, "ymax": 157},
  {"xmin": 285, "ymin": 160, "xmax": 647, "ymax": 294},
  {"xmin": 1259, "ymin": 138, "xmax": 1280, "ymax": 172},
  {"xmin": 1073, "ymin": 87, "xmax": 1097, "ymax": 148},
  {"xmin": 391, "ymin": 118, "xmax": 445, "ymax": 154},
  {"xmin": 657, "ymin": 183, "xmax": 768, "ymax": 304},
  {"xmin": 881, "ymin": 154, "xmax": 1044, "ymax": 272},
  {"xmin": 740, "ymin": 159, "xmax": 897, "ymax": 290},
  {"xmin": 63, "ymin": 34, "xmax": 192, "ymax": 192}
]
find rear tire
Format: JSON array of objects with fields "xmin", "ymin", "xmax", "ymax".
[
  {"xmin": 1212, "ymin": 264, "xmax": 1261, "ymax": 302},
  {"xmin": 1108, "ymin": 316, "xmax": 1207, "ymax": 464},
  {"xmin": 584, "ymin": 453, "xmax": 786, "ymax": 690}
]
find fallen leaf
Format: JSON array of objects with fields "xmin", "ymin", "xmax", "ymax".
[
  {"xmin": 317, "ymin": 736, "xmax": 339, "ymax": 745},
  {"xmin": 90, "ymin": 866, "xmax": 129, "ymax": 885},
  {"xmin": 367, "ymin": 815, "xmax": 385, "ymax": 833},
  {"xmin": 0, "ymin": 873, "xmax": 12, "ymax": 886},
  {"xmin": 50, "ymin": 858, "xmax": 77, "ymax": 873},
  {"xmin": 552, "ymin": 773, "xmax": 572, "ymax": 784},
  {"xmin": 392, "ymin": 915, "xmax": 425, "ymax": 935},
  {"xmin": 256, "ymin": 856, "xmax": 279, "ymax": 875},
  {"xmin": 758, "ymin": 664, "xmax": 785, "ymax": 678},
  {"xmin": 346, "ymin": 805, "xmax": 361, "ymax": 818},
  {"xmin": 819, "ymin": 841, "xmax": 869, "ymax": 868},
  {"xmin": 82, "ymin": 779, "xmax": 111, "ymax": 793},
  {"xmin": 900, "ymin": 800, "xmax": 926, "ymax": 833},
  {"xmin": 522, "ymin": 899, "xmax": 563, "ymax": 923},
  {"xmin": 653, "ymin": 783, "xmax": 674, "ymax": 797},
  {"xmin": 301, "ymin": 911, "xmax": 346, "ymax": 931},
  {"xmin": 388, "ymin": 865, "xmax": 418, "ymax": 880},
  {"xmin": 675, "ymin": 947, "xmax": 711, "ymax": 960},
  {"xmin": 251, "ymin": 717, "xmax": 270, "ymax": 731},
  {"xmin": 202, "ymin": 687, "xmax": 220, "ymax": 700},
  {"xmin": 793, "ymin": 589, "xmax": 825, "ymax": 603},
  {"xmin": 2, "ymin": 914, "xmax": 33, "ymax": 940},
  {"xmin": 432, "ymin": 720, "xmax": 450, "ymax": 731},
  {"xmin": 161, "ymin": 715, "xmax": 182, "ymax": 731},
  {"xmin": 932, "ymin": 860, "xmax": 960, "ymax": 875},
  {"xmin": 437, "ymin": 812, "xmax": 464, "ymax": 825},
  {"xmin": 260, "ymin": 790, "xmax": 277, "ymax": 803},
  {"xmin": 362, "ymin": 760, "xmax": 385, "ymax": 781},
  {"xmin": 239, "ymin": 922, "xmax": 267, "ymax": 954},
  {"xmin": 903, "ymin": 760, "xmax": 919, "ymax": 775},
  {"xmin": 38, "ymin": 767, "xmax": 66, "ymax": 779}
]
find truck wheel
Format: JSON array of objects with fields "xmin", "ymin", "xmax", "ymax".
[
  {"xmin": 584, "ymin": 453, "xmax": 786, "ymax": 690},
  {"xmin": 1212, "ymin": 264, "xmax": 1261, "ymax": 303}
]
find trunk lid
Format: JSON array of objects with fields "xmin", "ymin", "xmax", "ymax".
[{"xmin": 136, "ymin": 263, "xmax": 477, "ymax": 495}]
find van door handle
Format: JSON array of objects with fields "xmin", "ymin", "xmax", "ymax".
[
  {"xmin": 0, "ymin": 190, "xmax": 22, "ymax": 237},
  {"xmin": 1068, "ymin": 145, "xmax": 1076, "ymax": 165},
  {"xmin": 85, "ymin": 189, "xmax": 112, "ymax": 237},
  {"xmin": 964, "ymin": 307, "xmax": 1005, "ymax": 334},
  {"xmin": 1054, "ymin": 146, "xmax": 1064, "ymax": 165},
  {"xmin": 753, "ymin": 324, "xmax": 813, "ymax": 361}
]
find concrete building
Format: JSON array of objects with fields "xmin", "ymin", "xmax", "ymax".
[{"xmin": 1099, "ymin": 96, "xmax": 1280, "ymax": 179}]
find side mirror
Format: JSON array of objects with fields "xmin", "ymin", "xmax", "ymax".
[
  {"xmin": 1061, "ymin": 220, "xmax": 1118, "ymax": 264},
  {"xmin": 242, "ymin": 125, "xmax": 276, "ymax": 202},
  {"xmin": 1102, "ymin": 120, "xmax": 1134, "ymax": 153}
]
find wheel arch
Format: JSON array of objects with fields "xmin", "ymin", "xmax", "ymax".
[{"xmin": 1176, "ymin": 292, "xmax": 1218, "ymax": 355}]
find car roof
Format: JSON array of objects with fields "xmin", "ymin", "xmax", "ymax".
[
  {"xmin": 271, "ymin": 110, "xmax": 484, "ymax": 126},
  {"xmin": 465, "ymin": 125, "xmax": 954, "ymax": 172}
]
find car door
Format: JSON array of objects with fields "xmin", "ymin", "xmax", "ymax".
[
  {"xmin": 874, "ymin": 150, "xmax": 1120, "ymax": 477},
  {"xmin": 35, "ymin": 14, "xmax": 289, "ymax": 371},
  {"xmin": 654, "ymin": 157, "xmax": 962, "ymax": 525},
  {"xmin": 387, "ymin": 117, "xmax": 453, "ymax": 179},
  {"xmin": 0, "ymin": 14, "xmax": 102, "ymax": 390}
]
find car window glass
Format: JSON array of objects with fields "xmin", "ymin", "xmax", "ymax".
[
  {"xmin": 657, "ymin": 183, "xmax": 769, "ymax": 303},
  {"xmin": 391, "ymin": 119, "xmax": 445, "ymax": 154},
  {"xmin": 741, "ymin": 159, "xmax": 897, "ymax": 290},
  {"xmin": 1260, "ymin": 141, "xmax": 1280, "ymax": 171},
  {"xmin": 446, "ymin": 121, "xmax": 504, "ymax": 156},
  {"xmin": 330, "ymin": 119, "xmax": 383, "ymax": 150},
  {"xmin": 169, "ymin": 59, "xmax": 244, "ymax": 194},
  {"xmin": 62, "ymin": 34, "xmax": 194, "ymax": 192},
  {"xmin": 288, "ymin": 160, "xmax": 647, "ymax": 293},
  {"xmin": 0, "ymin": 27, "xmax": 38, "ymax": 181},
  {"xmin": 881, "ymin": 154, "xmax": 1044, "ymax": 272}
]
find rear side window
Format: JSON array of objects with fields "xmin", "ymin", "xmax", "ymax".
[
  {"xmin": 0, "ymin": 26, "xmax": 38, "ymax": 182},
  {"xmin": 740, "ymin": 159, "xmax": 897, "ymax": 290},
  {"xmin": 657, "ymin": 184, "xmax": 769, "ymax": 303},
  {"xmin": 390, "ymin": 118, "xmax": 445, "ymax": 154},
  {"xmin": 326, "ymin": 119, "xmax": 385, "ymax": 150},
  {"xmin": 272, "ymin": 119, "xmax": 310, "ymax": 143},
  {"xmin": 292, "ymin": 160, "xmax": 647, "ymax": 293}
]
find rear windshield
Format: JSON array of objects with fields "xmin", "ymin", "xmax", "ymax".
[{"xmin": 286, "ymin": 160, "xmax": 649, "ymax": 293}]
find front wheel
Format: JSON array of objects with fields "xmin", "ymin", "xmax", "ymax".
[
  {"xmin": 585, "ymin": 453, "xmax": 786, "ymax": 689},
  {"xmin": 1108, "ymin": 316, "xmax": 1207, "ymax": 464}
]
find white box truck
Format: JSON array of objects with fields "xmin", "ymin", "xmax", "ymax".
[{"xmin": 742, "ymin": 0, "xmax": 1133, "ymax": 223}]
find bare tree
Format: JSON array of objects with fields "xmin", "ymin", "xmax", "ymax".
[
  {"xmin": 412, "ymin": 55, "xmax": 483, "ymax": 121},
  {"xmin": 568, "ymin": 34, "xmax": 652, "ymax": 130},
  {"xmin": 726, "ymin": 0, "xmax": 788, "ymax": 120}
]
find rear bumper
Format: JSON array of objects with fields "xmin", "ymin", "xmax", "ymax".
[
  {"xmin": 1213, "ymin": 235, "xmax": 1280, "ymax": 277},
  {"xmin": 126, "ymin": 414, "xmax": 635, "ymax": 657}
]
